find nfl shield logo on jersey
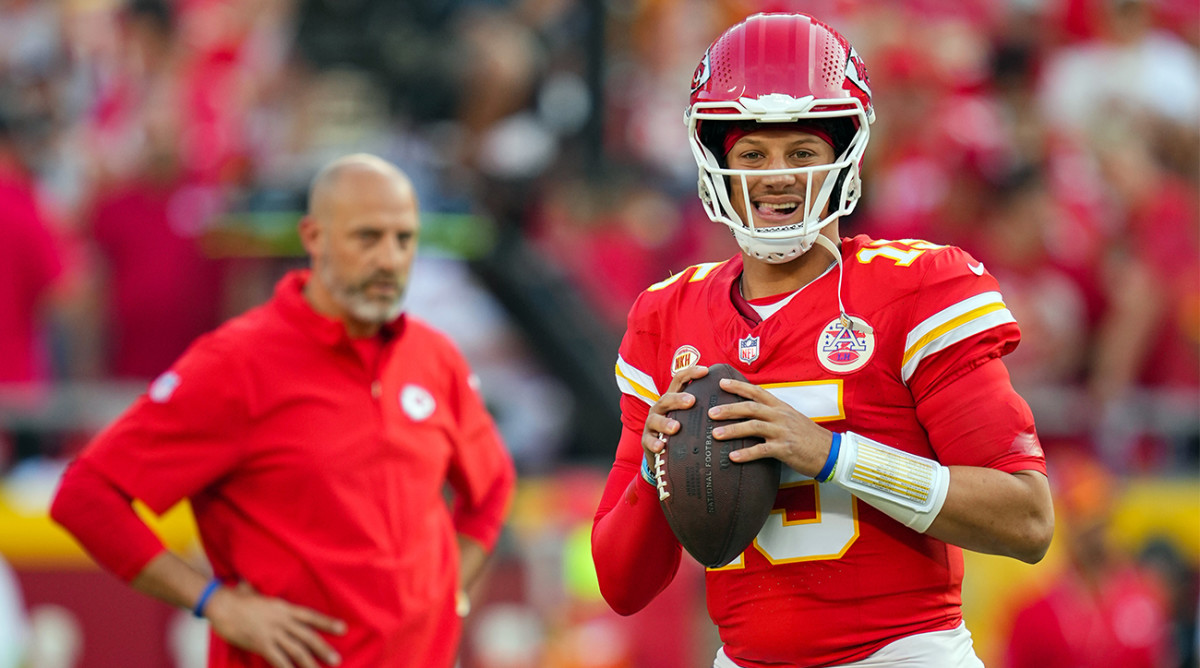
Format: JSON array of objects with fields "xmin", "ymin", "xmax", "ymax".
[
  {"xmin": 738, "ymin": 334, "xmax": 760, "ymax": 364},
  {"xmin": 817, "ymin": 316, "xmax": 875, "ymax": 373}
]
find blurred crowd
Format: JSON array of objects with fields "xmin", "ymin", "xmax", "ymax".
[
  {"xmin": 0, "ymin": 0, "xmax": 1196, "ymax": 470},
  {"xmin": 0, "ymin": 0, "xmax": 1197, "ymax": 666}
]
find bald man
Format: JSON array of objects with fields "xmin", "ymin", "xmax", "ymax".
[{"xmin": 51, "ymin": 154, "xmax": 516, "ymax": 668}]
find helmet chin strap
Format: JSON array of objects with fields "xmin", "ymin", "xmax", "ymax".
[{"xmin": 732, "ymin": 227, "xmax": 814, "ymax": 264}]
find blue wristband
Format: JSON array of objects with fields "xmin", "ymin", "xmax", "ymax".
[
  {"xmin": 640, "ymin": 457, "xmax": 657, "ymax": 486},
  {"xmin": 192, "ymin": 578, "xmax": 222, "ymax": 619},
  {"xmin": 816, "ymin": 432, "xmax": 841, "ymax": 483}
]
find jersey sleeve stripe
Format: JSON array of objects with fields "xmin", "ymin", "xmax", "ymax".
[
  {"xmin": 615, "ymin": 356, "xmax": 660, "ymax": 406},
  {"xmin": 901, "ymin": 292, "xmax": 1015, "ymax": 383},
  {"xmin": 903, "ymin": 301, "xmax": 1009, "ymax": 365},
  {"xmin": 902, "ymin": 307, "xmax": 1012, "ymax": 381},
  {"xmin": 904, "ymin": 292, "xmax": 1005, "ymax": 350}
]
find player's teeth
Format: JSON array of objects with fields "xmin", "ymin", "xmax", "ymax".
[{"xmin": 757, "ymin": 202, "xmax": 798, "ymax": 213}]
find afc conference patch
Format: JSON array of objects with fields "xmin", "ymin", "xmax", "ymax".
[
  {"xmin": 817, "ymin": 316, "xmax": 875, "ymax": 373},
  {"xmin": 738, "ymin": 334, "xmax": 760, "ymax": 364}
]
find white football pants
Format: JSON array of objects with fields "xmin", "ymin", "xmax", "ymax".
[{"xmin": 713, "ymin": 621, "xmax": 986, "ymax": 667}]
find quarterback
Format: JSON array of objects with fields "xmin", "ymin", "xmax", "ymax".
[{"xmin": 591, "ymin": 13, "xmax": 1054, "ymax": 668}]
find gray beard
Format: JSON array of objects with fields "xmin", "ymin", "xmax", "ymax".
[{"xmin": 317, "ymin": 261, "xmax": 405, "ymax": 325}]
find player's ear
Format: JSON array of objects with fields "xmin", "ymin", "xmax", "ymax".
[{"xmin": 298, "ymin": 215, "xmax": 322, "ymax": 257}]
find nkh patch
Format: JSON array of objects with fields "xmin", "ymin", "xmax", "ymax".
[
  {"xmin": 817, "ymin": 316, "xmax": 875, "ymax": 373},
  {"xmin": 671, "ymin": 345, "xmax": 701, "ymax": 375},
  {"xmin": 738, "ymin": 334, "xmax": 760, "ymax": 364}
]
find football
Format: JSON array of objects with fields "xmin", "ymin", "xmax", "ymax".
[{"xmin": 658, "ymin": 364, "xmax": 782, "ymax": 568}]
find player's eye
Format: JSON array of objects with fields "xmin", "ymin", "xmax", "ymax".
[{"xmin": 732, "ymin": 150, "xmax": 764, "ymax": 165}]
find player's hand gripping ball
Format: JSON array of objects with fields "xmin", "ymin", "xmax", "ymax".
[{"xmin": 658, "ymin": 364, "xmax": 782, "ymax": 568}]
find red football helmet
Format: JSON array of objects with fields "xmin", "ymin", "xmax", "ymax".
[{"xmin": 687, "ymin": 13, "xmax": 875, "ymax": 263}]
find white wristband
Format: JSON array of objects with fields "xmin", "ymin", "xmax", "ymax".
[{"xmin": 830, "ymin": 431, "xmax": 950, "ymax": 534}]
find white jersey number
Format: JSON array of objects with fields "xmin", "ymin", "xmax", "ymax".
[{"xmin": 711, "ymin": 381, "xmax": 859, "ymax": 570}]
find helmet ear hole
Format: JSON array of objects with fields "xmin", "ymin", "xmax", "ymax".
[
  {"xmin": 841, "ymin": 172, "xmax": 860, "ymax": 208},
  {"xmin": 697, "ymin": 174, "xmax": 714, "ymax": 207}
]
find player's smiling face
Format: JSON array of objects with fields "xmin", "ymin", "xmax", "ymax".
[{"xmin": 725, "ymin": 129, "xmax": 835, "ymax": 229}]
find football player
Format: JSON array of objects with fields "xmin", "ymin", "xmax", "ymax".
[{"xmin": 592, "ymin": 13, "xmax": 1054, "ymax": 668}]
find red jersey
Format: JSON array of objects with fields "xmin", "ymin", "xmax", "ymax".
[
  {"xmin": 78, "ymin": 270, "xmax": 515, "ymax": 668},
  {"xmin": 596, "ymin": 236, "xmax": 1046, "ymax": 667}
]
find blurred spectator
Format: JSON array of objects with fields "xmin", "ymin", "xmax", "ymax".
[
  {"xmin": 1038, "ymin": 0, "xmax": 1199, "ymax": 141},
  {"xmin": 989, "ymin": 2, "xmax": 1055, "ymax": 167},
  {"xmin": 294, "ymin": 0, "xmax": 463, "ymax": 126},
  {"xmin": 1139, "ymin": 537, "xmax": 1200, "ymax": 668},
  {"xmin": 852, "ymin": 10, "xmax": 967, "ymax": 242},
  {"xmin": 87, "ymin": 142, "xmax": 228, "ymax": 380},
  {"xmin": 0, "ymin": 554, "xmax": 27, "ymax": 668},
  {"xmin": 529, "ymin": 170, "xmax": 729, "ymax": 329},
  {"xmin": 78, "ymin": 0, "xmax": 272, "ymax": 187},
  {"xmin": 63, "ymin": 0, "xmax": 237, "ymax": 380},
  {"xmin": 1089, "ymin": 121, "xmax": 1200, "ymax": 398},
  {"xmin": 1087, "ymin": 119, "xmax": 1200, "ymax": 469},
  {"xmin": 972, "ymin": 165, "xmax": 1090, "ymax": 390},
  {"xmin": 604, "ymin": 0, "xmax": 734, "ymax": 187},
  {"xmin": 0, "ymin": 113, "xmax": 65, "ymax": 384},
  {"xmin": 0, "ymin": 106, "xmax": 83, "ymax": 471},
  {"xmin": 1005, "ymin": 451, "xmax": 1176, "ymax": 668}
]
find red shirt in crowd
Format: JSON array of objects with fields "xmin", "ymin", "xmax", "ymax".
[
  {"xmin": 90, "ymin": 177, "xmax": 226, "ymax": 379},
  {"xmin": 0, "ymin": 169, "xmax": 63, "ymax": 383},
  {"xmin": 1006, "ymin": 565, "xmax": 1173, "ymax": 668},
  {"xmin": 52, "ymin": 270, "xmax": 516, "ymax": 668},
  {"xmin": 1125, "ymin": 175, "xmax": 1200, "ymax": 389}
]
